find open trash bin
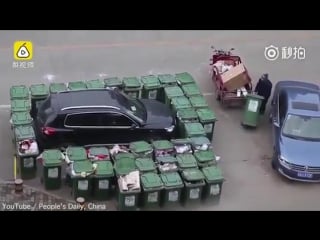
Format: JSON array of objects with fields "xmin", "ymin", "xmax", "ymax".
[
  {"xmin": 176, "ymin": 108, "xmax": 199, "ymax": 138},
  {"xmin": 123, "ymin": 77, "xmax": 142, "ymax": 98},
  {"xmin": 87, "ymin": 146, "xmax": 110, "ymax": 161},
  {"xmin": 171, "ymin": 96, "xmax": 192, "ymax": 113},
  {"xmin": 104, "ymin": 77, "xmax": 123, "ymax": 89},
  {"xmin": 14, "ymin": 125, "xmax": 39, "ymax": 180},
  {"xmin": 175, "ymin": 72, "xmax": 196, "ymax": 86},
  {"xmin": 183, "ymin": 122, "xmax": 206, "ymax": 138},
  {"xmin": 152, "ymin": 140, "xmax": 175, "ymax": 158},
  {"xmin": 68, "ymin": 81, "xmax": 87, "ymax": 91},
  {"xmin": 242, "ymin": 94, "xmax": 264, "ymax": 128},
  {"xmin": 86, "ymin": 79, "xmax": 105, "ymax": 89},
  {"xmin": 189, "ymin": 95, "xmax": 209, "ymax": 110},
  {"xmin": 181, "ymin": 168, "xmax": 205, "ymax": 204},
  {"xmin": 10, "ymin": 85, "xmax": 29, "ymax": 100},
  {"xmin": 141, "ymin": 75, "xmax": 161, "ymax": 100},
  {"xmin": 177, "ymin": 154, "xmax": 198, "ymax": 170},
  {"xmin": 160, "ymin": 172, "xmax": 184, "ymax": 207},
  {"xmin": 190, "ymin": 136, "xmax": 212, "ymax": 152},
  {"xmin": 164, "ymin": 86, "xmax": 184, "ymax": 106},
  {"xmin": 135, "ymin": 158, "xmax": 157, "ymax": 174},
  {"xmin": 49, "ymin": 83, "xmax": 67, "ymax": 93},
  {"xmin": 11, "ymin": 99, "xmax": 31, "ymax": 113},
  {"xmin": 140, "ymin": 172, "xmax": 163, "ymax": 208},
  {"xmin": 156, "ymin": 156, "xmax": 178, "ymax": 173},
  {"xmin": 29, "ymin": 84, "xmax": 49, "ymax": 118},
  {"xmin": 92, "ymin": 161, "xmax": 114, "ymax": 200},
  {"xmin": 194, "ymin": 150, "xmax": 216, "ymax": 168},
  {"xmin": 182, "ymin": 84, "xmax": 202, "ymax": 97},
  {"xmin": 201, "ymin": 165, "xmax": 224, "ymax": 203},
  {"xmin": 171, "ymin": 138, "xmax": 192, "ymax": 155},
  {"xmin": 71, "ymin": 160, "xmax": 95, "ymax": 199},
  {"xmin": 40, "ymin": 149, "xmax": 64, "ymax": 190},
  {"xmin": 10, "ymin": 111, "xmax": 32, "ymax": 128},
  {"xmin": 130, "ymin": 141, "xmax": 153, "ymax": 158},
  {"xmin": 197, "ymin": 108, "xmax": 217, "ymax": 141}
]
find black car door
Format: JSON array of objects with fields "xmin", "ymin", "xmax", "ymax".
[{"xmin": 273, "ymin": 91, "xmax": 286, "ymax": 152}]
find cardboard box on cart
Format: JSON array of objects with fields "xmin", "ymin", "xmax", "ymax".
[{"xmin": 220, "ymin": 63, "xmax": 249, "ymax": 91}]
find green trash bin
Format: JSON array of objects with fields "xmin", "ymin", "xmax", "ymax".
[
  {"xmin": 11, "ymin": 111, "xmax": 32, "ymax": 128},
  {"xmin": 160, "ymin": 172, "xmax": 184, "ymax": 207},
  {"xmin": 156, "ymin": 156, "xmax": 178, "ymax": 173},
  {"xmin": 87, "ymin": 146, "xmax": 110, "ymax": 161},
  {"xmin": 171, "ymin": 138, "xmax": 192, "ymax": 155},
  {"xmin": 86, "ymin": 79, "xmax": 105, "ymax": 89},
  {"xmin": 71, "ymin": 160, "xmax": 94, "ymax": 199},
  {"xmin": 183, "ymin": 122, "xmax": 206, "ymax": 138},
  {"xmin": 141, "ymin": 75, "xmax": 162, "ymax": 100},
  {"xmin": 181, "ymin": 168, "xmax": 205, "ymax": 204},
  {"xmin": 10, "ymin": 85, "xmax": 29, "ymax": 100},
  {"xmin": 135, "ymin": 158, "xmax": 157, "ymax": 174},
  {"xmin": 176, "ymin": 108, "xmax": 199, "ymax": 138},
  {"xmin": 164, "ymin": 86, "xmax": 184, "ymax": 106},
  {"xmin": 190, "ymin": 136, "xmax": 212, "ymax": 152},
  {"xmin": 197, "ymin": 108, "xmax": 217, "ymax": 141},
  {"xmin": 152, "ymin": 140, "xmax": 175, "ymax": 158},
  {"xmin": 11, "ymin": 99, "xmax": 31, "ymax": 113},
  {"xmin": 14, "ymin": 125, "xmax": 39, "ymax": 180},
  {"xmin": 194, "ymin": 150, "xmax": 216, "ymax": 168},
  {"xmin": 129, "ymin": 141, "xmax": 153, "ymax": 158},
  {"xmin": 140, "ymin": 172, "xmax": 164, "ymax": 208},
  {"xmin": 92, "ymin": 161, "xmax": 114, "ymax": 200},
  {"xmin": 29, "ymin": 84, "xmax": 49, "ymax": 118},
  {"xmin": 182, "ymin": 84, "xmax": 202, "ymax": 97},
  {"xmin": 175, "ymin": 72, "xmax": 196, "ymax": 86},
  {"xmin": 158, "ymin": 74, "xmax": 177, "ymax": 87},
  {"xmin": 176, "ymin": 154, "xmax": 198, "ymax": 170},
  {"xmin": 104, "ymin": 77, "xmax": 123, "ymax": 89},
  {"xmin": 189, "ymin": 95, "xmax": 209, "ymax": 110},
  {"xmin": 117, "ymin": 174, "xmax": 141, "ymax": 211},
  {"xmin": 68, "ymin": 81, "xmax": 87, "ymax": 91},
  {"xmin": 114, "ymin": 155, "xmax": 136, "ymax": 176},
  {"xmin": 201, "ymin": 165, "xmax": 224, "ymax": 203},
  {"xmin": 171, "ymin": 96, "xmax": 192, "ymax": 113},
  {"xmin": 113, "ymin": 152, "xmax": 135, "ymax": 161},
  {"xmin": 66, "ymin": 146, "xmax": 87, "ymax": 162},
  {"xmin": 49, "ymin": 82, "xmax": 67, "ymax": 93},
  {"xmin": 242, "ymin": 94, "xmax": 265, "ymax": 128},
  {"xmin": 123, "ymin": 77, "xmax": 142, "ymax": 99},
  {"xmin": 40, "ymin": 149, "xmax": 64, "ymax": 190}
]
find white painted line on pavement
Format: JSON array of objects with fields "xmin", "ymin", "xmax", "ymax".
[{"xmin": 0, "ymin": 105, "xmax": 10, "ymax": 109}]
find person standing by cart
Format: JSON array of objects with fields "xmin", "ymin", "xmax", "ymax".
[{"xmin": 254, "ymin": 73, "xmax": 273, "ymax": 114}]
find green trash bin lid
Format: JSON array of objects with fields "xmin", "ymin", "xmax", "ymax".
[
  {"xmin": 141, "ymin": 172, "xmax": 163, "ymax": 190},
  {"xmin": 14, "ymin": 125, "xmax": 35, "ymax": 140},
  {"xmin": 66, "ymin": 147, "xmax": 87, "ymax": 161},
  {"xmin": 202, "ymin": 166, "xmax": 224, "ymax": 182},
  {"xmin": 95, "ymin": 161, "xmax": 114, "ymax": 177},
  {"xmin": 11, "ymin": 112, "xmax": 32, "ymax": 126},
  {"xmin": 158, "ymin": 74, "xmax": 176, "ymax": 85},
  {"xmin": 164, "ymin": 86, "xmax": 184, "ymax": 99},
  {"xmin": 160, "ymin": 172, "xmax": 184, "ymax": 188},
  {"xmin": 171, "ymin": 138, "xmax": 191, "ymax": 145},
  {"xmin": 114, "ymin": 157, "xmax": 136, "ymax": 175},
  {"xmin": 29, "ymin": 84, "xmax": 49, "ymax": 98},
  {"xmin": 123, "ymin": 77, "xmax": 141, "ymax": 88},
  {"xmin": 189, "ymin": 95, "xmax": 208, "ymax": 109},
  {"xmin": 184, "ymin": 122, "xmax": 206, "ymax": 137},
  {"xmin": 88, "ymin": 147, "xmax": 109, "ymax": 156},
  {"xmin": 156, "ymin": 156, "xmax": 177, "ymax": 164},
  {"xmin": 197, "ymin": 108, "xmax": 216, "ymax": 122},
  {"xmin": 114, "ymin": 152, "xmax": 135, "ymax": 161},
  {"xmin": 177, "ymin": 154, "xmax": 198, "ymax": 168},
  {"xmin": 175, "ymin": 72, "xmax": 195, "ymax": 85},
  {"xmin": 49, "ymin": 83, "xmax": 67, "ymax": 93},
  {"xmin": 135, "ymin": 158, "xmax": 156, "ymax": 172},
  {"xmin": 182, "ymin": 84, "xmax": 202, "ymax": 97},
  {"xmin": 42, "ymin": 149, "xmax": 63, "ymax": 166},
  {"xmin": 171, "ymin": 97, "xmax": 192, "ymax": 110},
  {"xmin": 130, "ymin": 141, "xmax": 153, "ymax": 154},
  {"xmin": 10, "ymin": 85, "xmax": 29, "ymax": 99},
  {"xmin": 141, "ymin": 75, "xmax": 161, "ymax": 89},
  {"xmin": 194, "ymin": 150, "xmax": 216, "ymax": 163},
  {"xmin": 177, "ymin": 108, "xmax": 198, "ymax": 121},
  {"xmin": 152, "ymin": 140, "xmax": 174, "ymax": 150},
  {"xmin": 68, "ymin": 81, "xmax": 87, "ymax": 91},
  {"xmin": 72, "ymin": 160, "xmax": 93, "ymax": 174},
  {"xmin": 86, "ymin": 79, "xmax": 105, "ymax": 89},
  {"xmin": 11, "ymin": 99, "xmax": 31, "ymax": 112},
  {"xmin": 181, "ymin": 168, "xmax": 205, "ymax": 182},
  {"xmin": 104, "ymin": 77, "xmax": 123, "ymax": 87}
]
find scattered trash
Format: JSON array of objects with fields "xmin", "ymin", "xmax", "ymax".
[
  {"xmin": 158, "ymin": 163, "xmax": 178, "ymax": 172},
  {"xmin": 87, "ymin": 147, "xmax": 110, "ymax": 161},
  {"xmin": 175, "ymin": 144, "xmax": 192, "ymax": 154},
  {"xmin": 18, "ymin": 139, "xmax": 38, "ymax": 155},
  {"xmin": 110, "ymin": 144, "xmax": 129, "ymax": 156},
  {"xmin": 216, "ymin": 156, "xmax": 221, "ymax": 162},
  {"xmin": 118, "ymin": 171, "xmax": 140, "ymax": 191}
]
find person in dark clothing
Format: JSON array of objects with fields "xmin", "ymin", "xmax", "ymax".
[{"xmin": 254, "ymin": 73, "xmax": 273, "ymax": 114}]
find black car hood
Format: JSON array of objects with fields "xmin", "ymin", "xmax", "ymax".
[{"xmin": 140, "ymin": 99, "xmax": 174, "ymax": 128}]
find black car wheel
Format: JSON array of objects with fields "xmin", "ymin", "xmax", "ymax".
[{"xmin": 271, "ymin": 151, "xmax": 277, "ymax": 170}]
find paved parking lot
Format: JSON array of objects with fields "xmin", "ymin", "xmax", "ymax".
[{"xmin": 1, "ymin": 30, "xmax": 320, "ymax": 210}]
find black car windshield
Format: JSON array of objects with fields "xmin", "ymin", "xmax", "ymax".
[
  {"xmin": 116, "ymin": 91, "xmax": 146, "ymax": 122},
  {"xmin": 282, "ymin": 114, "xmax": 320, "ymax": 140}
]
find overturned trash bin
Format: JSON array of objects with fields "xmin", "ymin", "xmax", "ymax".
[
  {"xmin": 92, "ymin": 161, "xmax": 114, "ymax": 200},
  {"xmin": 171, "ymin": 96, "xmax": 192, "ymax": 113},
  {"xmin": 164, "ymin": 86, "xmax": 184, "ymax": 106},
  {"xmin": 140, "ymin": 172, "xmax": 164, "ymax": 208},
  {"xmin": 196, "ymin": 108, "xmax": 217, "ymax": 141},
  {"xmin": 86, "ymin": 79, "xmax": 105, "ymax": 89},
  {"xmin": 171, "ymin": 138, "xmax": 192, "ymax": 155},
  {"xmin": 176, "ymin": 108, "xmax": 199, "ymax": 138},
  {"xmin": 40, "ymin": 149, "xmax": 64, "ymax": 190},
  {"xmin": 189, "ymin": 95, "xmax": 209, "ymax": 110},
  {"xmin": 123, "ymin": 77, "xmax": 142, "ymax": 99},
  {"xmin": 242, "ymin": 94, "xmax": 264, "ymax": 128},
  {"xmin": 190, "ymin": 136, "xmax": 212, "ymax": 152},
  {"xmin": 29, "ymin": 84, "xmax": 49, "ymax": 118},
  {"xmin": 71, "ymin": 160, "xmax": 95, "ymax": 199},
  {"xmin": 10, "ymin": 111, "xmax": 32, "ymax": 128},
  {"xmin": 129, "ymin": 141, "xmax": 153, "ymax": 158},
  {"xmin": 68, "ymin": 81, "xmax": 87, "ymax": 91},
  {"xmin": 152, "ymin": 140, "xmax": 175, "ymax": 158},
  {"xmin": 11, "ymin": 99, "xmax": 31, "ymax": 113},
  {"xmin": 117, "ymin": 170, "xmax": 141, "ymax": 211},
  {"xmin": 14, "ymin": 125, "xmax": 39, "ymax": 180},
  {"xmin": 156, "ymin": 156, "xmax": 178, "ymax": 173},
  {"xmin": 10, "ymin": 85, "xmax": 29, "ymax": 100},
  {"xmin": 104, "ymin": 77, "xmax": 123, "ymax": 90},
  {"xmin": 193, "ymin": 150, "xmax": 216, "ymax": 168},
  {"xmin": 175, "ymin": 72, "xmax": 196, "ymax": 86},
  {"xmin": 181, "ymin": 84, "xmax": 202, "ymax": 98},
  {"xmin": 160, "ymin": 172, "xmax": 184, "ymax": 207},
  {"xmin": 49, "ymin": 82, "xmax": 67, "ymax": 93},
  {"xmin": 141, "ymin": 75, "xmax": 162, "ymax": 100},
  {"xmin": 135, "ymin": 158, "xmax": 157, "ymax": 174},
  {"xmin": 181, "ymin": 168, "xmax": 205, "ymax": 204},
  {"xmin": 201, "ymin": 165, "xmax": 224, "ymax": 203},
  {"xmin": 177, "ymin": 154, "xmax": 198, "ymax": 170},
  {"xmin": 183, "ymin": 122, "xmax": 206, "ymax": 138},
  {"xmin": 87, "ymin": 146, "xmax": 110, "ymax": 161}
]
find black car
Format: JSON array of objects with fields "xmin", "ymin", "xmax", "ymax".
[
  {"xmin": 270, "ymin": 80, "xmax": 320, "ymax": 182},
  {"xmin": 34, "ymin": 89, "xmax": 176, "ymax": 149}
]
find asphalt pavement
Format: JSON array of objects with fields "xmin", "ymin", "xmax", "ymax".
[{"xmin": 1, "ymin": 30, "xmax": 320, "ymax": 210}]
